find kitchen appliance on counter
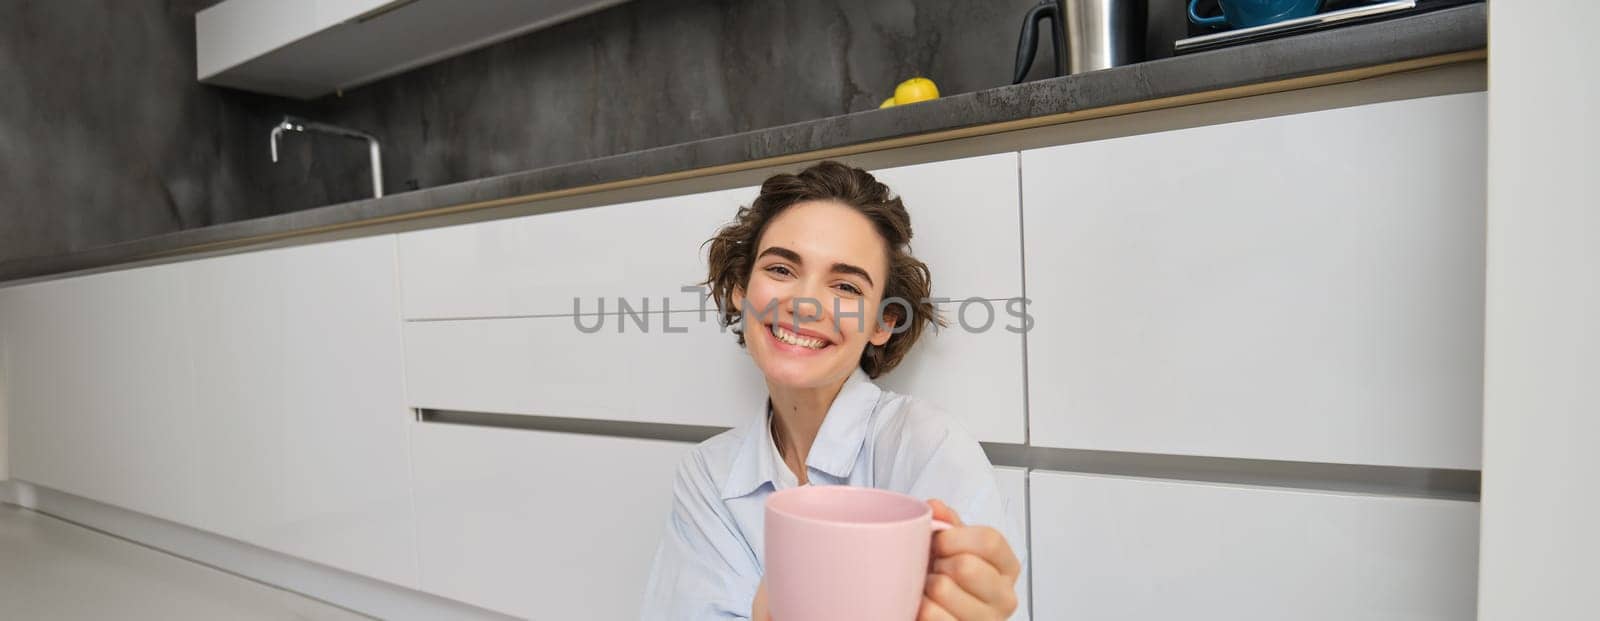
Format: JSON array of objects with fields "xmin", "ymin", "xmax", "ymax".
[
  {"xmin": 1175, "ymin": 0, "xmax": 1481, "ymax": 54},
  {"xmin": 1188, "ymin": 0, "xmax": 1326, "ymax": 29},
  {"xmin": 1013, "ymin": 0, "xmax": 1146, "ymax": 84}
]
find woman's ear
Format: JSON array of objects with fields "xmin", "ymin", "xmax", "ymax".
[
  {"xmin": 869, "ymin": 313, "xmax": 897, "ymax": 347},
  {"xmin": 730, "ymin": 284, "xmax": 751, "ymax": 329}
]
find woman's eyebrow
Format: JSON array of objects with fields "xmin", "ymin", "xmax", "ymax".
[
  {"xmin": 830, "ymin": 262, "xmax": 874, "ymax": 288},
  {"xmin": 756, "ymin": 246, "xmax": 875, "ymax": 287},
  {"xmin": 756, "ymin": 246, "xmax": 803, "ymax": 264}
]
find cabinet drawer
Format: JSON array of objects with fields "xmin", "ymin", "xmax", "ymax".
[
  {"xmin": 1022, "ymin": 93, "xmax": 1486, "ymax": 469},
  {"xmin": 1028, "ymin": 471, "xmax": 1478, "ymax": 620},
  {"xmin": 397, "ymin": 152, "xmax": 1023, "ymax": 321},
  {"xmin": 403, "ymin": 302, "xmax": 1024, "ymax": 442},
  {"xmin": 398, "ymin": 186, "xmax": 755, "ymax": 320},
  {"xmin": 403, "ymin": 312, "xmax": 769, "ymax": 428}
]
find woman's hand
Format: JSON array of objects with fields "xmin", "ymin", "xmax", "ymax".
[
  {"xmin": 752, "ymin": 577, "xmax": 771, "ymax": 621},
  {"xmin": 919, "ymin": 499, "xmax": 1021, "ymax": 620}
]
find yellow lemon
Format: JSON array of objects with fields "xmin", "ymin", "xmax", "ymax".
[
  {"xmin": 893, "ymin": 77, "xmax": 939, "ymax": 105},
  {"xmin": 879, "ymin": 97, "xmax": 897, "ymax": 109}
]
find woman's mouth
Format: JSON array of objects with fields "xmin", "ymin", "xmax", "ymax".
[{"xmin": 767, "ymin": 323, "xmax": 834, "ymax": 352}]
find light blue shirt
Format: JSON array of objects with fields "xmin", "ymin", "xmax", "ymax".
[{"xmin": 641, "ymin": 368, "xmax": 1029, "ymax": 620}]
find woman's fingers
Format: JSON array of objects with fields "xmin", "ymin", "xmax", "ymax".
[
  {"xmin": 924, "ymin": 499, "xmax": 1020, "ymax": 618},
  {"xmin": 916, "ymin": 597, "xmax": 959, "ymax": 621},
  {"xmin": 932, "ymin": 552, "xmax": 1018, "ymax": 610},
  {"xmin": 932, "ymin": 525, "xmax": 1022, "ymax": 581},
  {"xmin": 927, "ymin": 498, "xmax": 964, "ymax": 526},
  {"xmin": 924, "ymin": 572, "xmax": 993, "ymax": 620}
]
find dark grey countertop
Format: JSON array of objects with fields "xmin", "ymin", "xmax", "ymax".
[{"xmin": 0, "ymin": 3, "xmax": 1485, "ymax": 285}]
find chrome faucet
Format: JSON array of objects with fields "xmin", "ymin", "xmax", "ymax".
[{"xmin": 270, "ymin": 115, "xmax": 384, "ymax": 198}]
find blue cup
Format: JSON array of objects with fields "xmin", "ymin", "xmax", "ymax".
[{"xmin": 1188, "ymin": 0, "xmax": 1324, "ymax": 29}]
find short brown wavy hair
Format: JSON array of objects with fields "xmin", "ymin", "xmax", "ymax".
[{"xmin": 701, "ymin": 160, "xmax": 944, "ymax": 378}]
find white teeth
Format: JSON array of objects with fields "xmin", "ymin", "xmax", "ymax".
[{"xmin": 771, "ymin": 324, "xmax": 826, "ymax": 349}]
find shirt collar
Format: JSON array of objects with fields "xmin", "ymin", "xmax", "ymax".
[{"xmin": 719, "ymin": 367, "xmax": 882, "ymax": 500}]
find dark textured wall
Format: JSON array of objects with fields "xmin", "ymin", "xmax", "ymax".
[
  {"xmin": 0, "ymin": 0, "xmax": 326, "ymax": 264},
  {"xmin": 304, "ymin": 0, "xmax": 1058, "ymax": 198},
  {"xmin": 2, "ymin": 0, "xmax": 1058, "ymax": 265}
]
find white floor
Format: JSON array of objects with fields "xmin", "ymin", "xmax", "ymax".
[{"xmin": 0, "ymin": 503, "xmax": 370, "ymax": 620}]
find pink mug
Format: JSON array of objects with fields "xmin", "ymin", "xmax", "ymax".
[{"xmin": 764, "ymin": 486, "xmax": 951, "ymax": 621}]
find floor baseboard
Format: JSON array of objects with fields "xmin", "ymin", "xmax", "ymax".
[{"xmin": 3, "ymin": 480, "xmax": 516, "ymax": 621}]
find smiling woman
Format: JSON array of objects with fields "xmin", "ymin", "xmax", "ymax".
[
  {"xmin": 703, "ymin": 161, "xmax": 943, "ymax": 385},
  {"xmin": 641, "ymin": 161, "xmax": 1028, "ymax": 620}
]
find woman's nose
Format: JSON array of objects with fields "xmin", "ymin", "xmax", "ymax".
[{"xmin": 788, "ymin": 278, "xmax": 834, "ymax": 326}]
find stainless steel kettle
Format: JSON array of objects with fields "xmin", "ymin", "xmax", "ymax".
[{"xmin": 1013, "ymin": 0, "xmax": 1145, "ymax": 83}]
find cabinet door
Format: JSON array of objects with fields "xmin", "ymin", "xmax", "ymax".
[
  {"xmin": 878, "ymin": 301, "xmax": 1026, "ymax": 443},
  {"xmin": 993, "ymin": 466, "xmax": 1031, "ymax": 620},
  {"xmin": 2, "ymin": 236, "xmax": 418, "ymax": 587},
  {"xmin": 256, "ymin": 236, "xmax": 418, "ymax": 587},
  {"xmin": 1028, "ymin": 471, "xmax": 1478, "ymax": 620},
  {"xmin": 868, "ymin": 152, "xmax": 1023, "ymax": 301},
  {"xmin": 397, "ymin": 187, "xmax": 756, "ymax": 320},
  {"xmin": 409, "ymin": 422, "xmax": 693, "ymax": 619},
  {"xmin": 0, "ymin": 287, "xmax": 11, "ymax": 482},
  {"xmin": 186, "ymin": 236, "xmax": 415, "ymax": 586},
  {"xmin": 1022, "ymin": 93, "xmax": 1486, "ymax": 469},
  {"xmin": 182, "ymin": 248, "xmax": 288, "ymax": 545},
  {"xmin": 0, "ymin": 263, "xmax": 198, "ymax": 520}
]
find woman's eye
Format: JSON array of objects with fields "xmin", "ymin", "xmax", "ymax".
[
  {"xmin": 835, "ymin": 282, "xmax": 862, "ymax": 295},
  {"xmin": 765, "ymin": 265, "xmax": 793, "ymax": 277}
]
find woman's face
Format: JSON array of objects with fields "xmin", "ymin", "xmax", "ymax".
[{"xmin": 734, "ymin": 200, "xmax": 896, "ymax": 391}]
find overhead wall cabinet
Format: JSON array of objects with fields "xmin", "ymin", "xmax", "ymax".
[{"xmin": 196, "ymin": 0, "xmax": 628, "ymax": 99}]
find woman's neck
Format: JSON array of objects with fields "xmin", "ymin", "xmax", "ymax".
[{"xmin": 768, "ymin": 373, "xmax": 851, "ymax": 485}]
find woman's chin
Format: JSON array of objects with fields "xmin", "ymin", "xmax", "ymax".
[{"xmin": 752, "ymin": 350, "xmax": 854, "ymax": 391}]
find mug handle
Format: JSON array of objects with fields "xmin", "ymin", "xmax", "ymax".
[
  {"xmin": 932, "ymin": 519, "xmax": 953, "ymax": 533},
  {"xmin": 1188, "ymin": 0, "xmax": 1228, "ymax": 26}
]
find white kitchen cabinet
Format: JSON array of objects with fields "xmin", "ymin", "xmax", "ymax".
[
  {"xmin": 188, "ymin": 236, "xmax": 418, "ymax": 587},
  {"xmin": 398, "ymin": 186, "xmax": 756, "ymax": 321},
  {"xmin": 1022, "ymin": 92, "xmax": 1486, "ymax": 469},
  {"xmin": 0, "ymin": 287, "xmax": 11, "ymax": 482},
  {"xmin": 866, "ymin": 152, "xmax": 1023, "ymax": 303},
  {"xmin": 0, "ymin": 236, "xmax": 418, "ymax": 588},
  {"xmin": 878, "ymin": 303, "xmax": 1026, "ymax": 443},
  {"xmin": 403, "ymin": 300, "xmax": 1024, "ymax": 442},
  {"xmin": 407, "ymin": 424, "xmax": 1026, "ymax": 620},
  {"xmin": 1028, "ymin": 471, "xmax": 1478, "ymax": 620},
  {"xmin": 181, "ymin": 248, "xmax": 288, "ymax": 545},
  {"xmin": 197, "ymin": 0, "xmax": 627, "ymax": 99},
  {"xmin": 992, "ymin": 466, "xmax": 1031, "ymax": 620},
  {"xmin": 409, "ymin": 422, "xmax": 693, "ymax": 619},
  {"xmin": 403, "ymin": 311, "xmax": 769, "ymax": 428},
  {"xmin": 397, "ymin": 152, "xmax": 1023, "ymax": 321},
  {"xmin": 0, "ymin": 263, "xmax": 199, "ymax": 521}
]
